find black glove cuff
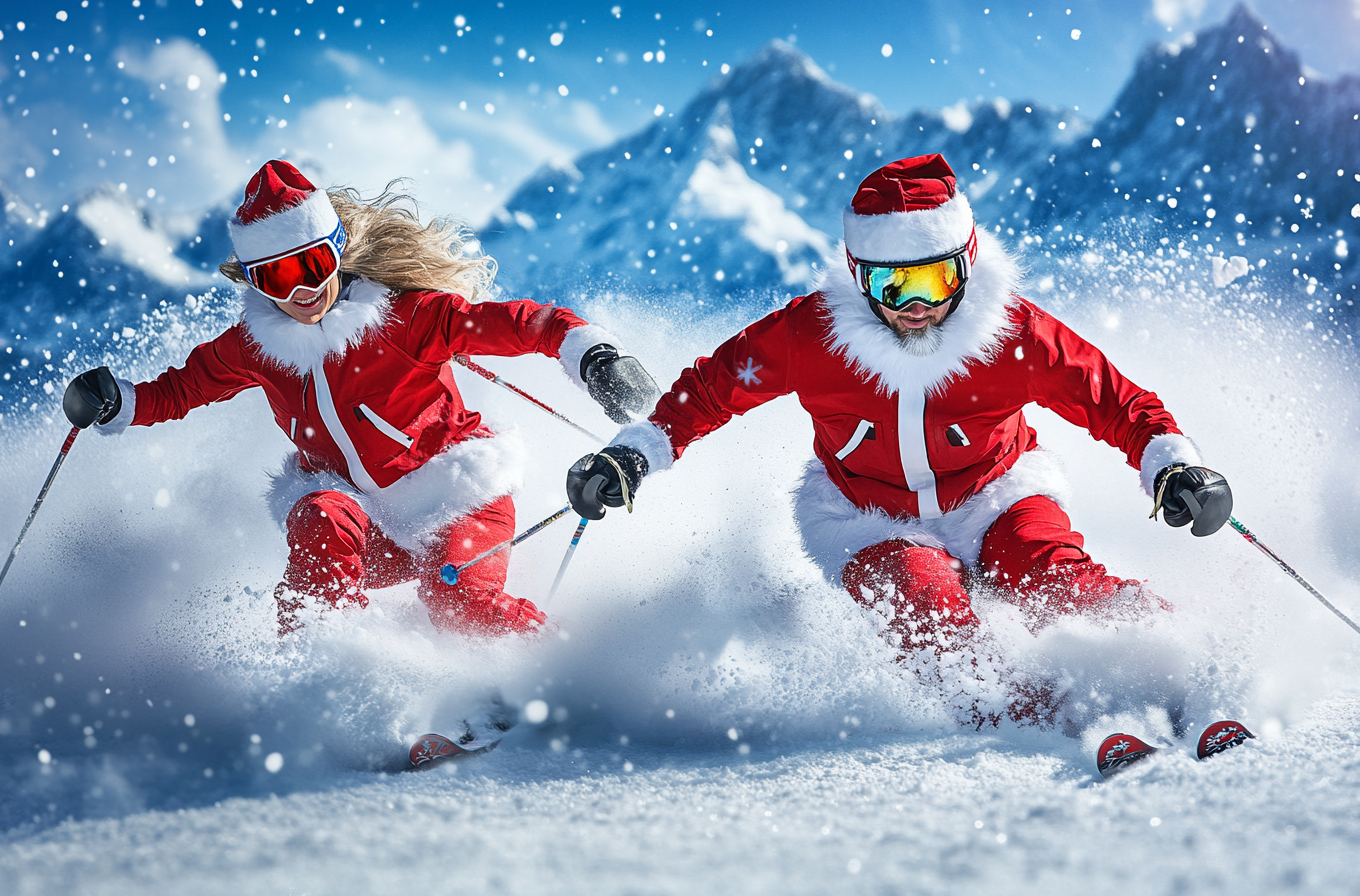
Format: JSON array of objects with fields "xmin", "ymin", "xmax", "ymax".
[
  {"xmin": 580, "ymin": 343, "xmax": 620, "ymax": 382},
  {"xmin": 604, "ymin": 444, "xmax": 649, "ymax": 498}
]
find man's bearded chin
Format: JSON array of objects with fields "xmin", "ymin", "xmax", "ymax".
[{"xmin": 892, "ymin": 319, "xmax": 946, "ymax": 356}]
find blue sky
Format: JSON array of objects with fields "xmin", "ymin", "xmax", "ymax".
[{"xmin": 2, "ymin": 0, "xmax": 1355, "ymax": 226}]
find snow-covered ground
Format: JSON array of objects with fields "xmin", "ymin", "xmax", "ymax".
[{"xmin": 2, "ymin": 250, "xmax": 1358, "ymax": 893}]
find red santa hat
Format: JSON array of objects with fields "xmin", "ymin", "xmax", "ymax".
[
  {"xmin": 228, "ymin": 160, "xmax": 340, "ymax": 263},
  {"xmin": 842, "ymin": 154, "xmax": 975, "ymax": 264}
]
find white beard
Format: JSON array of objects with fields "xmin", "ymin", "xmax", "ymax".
[{"xmin": 894, "ymin": 320, "xmax": 947, "ymax": 356}]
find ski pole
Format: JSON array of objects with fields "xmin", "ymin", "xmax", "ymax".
[
  {"xmin": 544, "ymin": 474, "xmax": 611, "ymax": 602},
  {"xmin": 546, "ymin": 517, "xmax": 590, "ymax": 603},
  {"xmin": 1229, "ymin": 516, "xmax": 1360, "ymax": 637},
  {"xmin": 0, "ymin": 426, "xmax": 80, "ymax": 593},
  {"xmin": 451, "ymin": 354, "xmax": 606, "ymax": 443},
  {"xmin": 440, "ymin": 505, "xmax": 573, "ymax": 585}
]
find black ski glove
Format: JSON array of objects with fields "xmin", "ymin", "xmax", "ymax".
[
  {"xmin": 1152, "ymin": 464, "xmax": 1233, "ymax": 536},
  {"xmin": 566, "ymin": 445, "xmax": 649, "ymax": 520},
  {"xmin": 580, "ymin": 343, "xmax": 660, "ymax": 424},
  {"xmin": 63, "ymin": 366, "xmax": 122, "ymax": 429}
]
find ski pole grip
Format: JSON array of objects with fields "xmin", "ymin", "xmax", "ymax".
[
  {"xmin": 582, "ymin": 474, "xmax": 606, "ymax": 509},
  {"xmin": 1180, "ymin": 487, "xmax": 1203, "ymax": 517}
]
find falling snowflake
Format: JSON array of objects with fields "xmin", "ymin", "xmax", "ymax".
[{"xmin": 736, "ymin": 356, "xmax": 763, "ymax": 387}]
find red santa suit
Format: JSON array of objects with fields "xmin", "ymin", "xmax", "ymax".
[
  {"xmin": 98, "ymin": 276, "xmax": 621, "ymax": 634},
  {"xmin": 609, "ymin": 158, "xmax": 1203, "ymax": 657}
]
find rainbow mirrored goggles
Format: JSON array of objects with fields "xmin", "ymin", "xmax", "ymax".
[
  {"xmin": 848, "ymin": 228, "xmax": 977, "ymax": 312},
  {"xmin": 243, "ymin": 219, "xmax": 347, "ymax": 303}
]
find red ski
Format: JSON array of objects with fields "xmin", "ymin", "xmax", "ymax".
[
  {"xmin": 406, "ymin": 731, "xmax": 501, "ymax": 771},
  {"xmin": 404, "ymin": 695, "xmax": 517, "ymax": 772},
  {"xmin": 1096, "ymin": 719, "xmax": 1255, "ymax": 778},
  {"xmin": 1196, "ymin": 719, "xmax": 1255, "ymax": 759},
  {"xmin": 1096, "ymin": 732, "xmax": 1159, "ymax": 778}
]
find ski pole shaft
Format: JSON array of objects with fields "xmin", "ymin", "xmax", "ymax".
[
  {"xmin": 0, "ymin": 426, "xmax": 80, "ymax": 593},
  {"xmin": 451, "ymin": 354, "xmax": 606, "ymax": 443},
  {"xmin": 440, "ymin": 505, "xmax": 572, "ymax": 585},
  {"xmin": 546, "ymin": 517, "xmax": 590, "ymax": 603},
  {"xmin": 1229, "ymin": 516, "xmax": 1360, "ymax": 637}
]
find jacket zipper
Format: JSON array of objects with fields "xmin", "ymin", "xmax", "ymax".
[
  {"xmin": 835, "ymin": 419, "xmax": 876, "ymax": 461},
  {"xmin": 355, "ymin": 403, "xmax": 415, "ymax": 449}
]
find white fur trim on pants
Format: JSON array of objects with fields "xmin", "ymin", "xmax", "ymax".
[
  {"xmin": 793, "ymin": 448, "xmax": 1072, "ymax": 584},
  {"xmin": 93, "ymin": 376, "xmax": 137, "ymax": 436},
  {"xmin": 610, "ymin": 419, "xmax": 675, "ymax": 473},
  {"xmin": 264, "ymin": 429, "xmax": 527, "ymax": 552},
  {"xmin": 1138, "ymin": 432, "xmax": 1203, "ymax": 497}
]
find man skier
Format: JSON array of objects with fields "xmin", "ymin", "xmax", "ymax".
[
  {"xmin": 566, "ymin": 154, "xmax": 1231, "ymax": 682},
  {"xmin": 63, "ymin": 159, "xmax": 658, "ymax": 637}
]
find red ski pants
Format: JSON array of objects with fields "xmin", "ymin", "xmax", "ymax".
[
  {"xmin": 274, "ymin": 490, "xmax": 546, "ymax": 637},
  {"xmin": 842, "ymin": 495, "xmax": 1159, "ymax": 657}
]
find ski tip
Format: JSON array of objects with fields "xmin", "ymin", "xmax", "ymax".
[
  {"xmin": 1096, "ymin": 732, "xmax": 1159, "ymax": 778},
  {"xmin": 408, "ymin": 733, "xmax": 474, "ymax": 770},
  {"xmin": 1196, "ymin": 719, "xmax": 1255, "ymax": 760}
]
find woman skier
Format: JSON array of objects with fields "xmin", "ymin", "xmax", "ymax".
[{"xmin": 62, "ymin": 159, "xmax": 657, "ymax": 637}]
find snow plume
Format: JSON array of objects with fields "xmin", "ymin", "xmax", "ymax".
[{"xmin": 0, "ymin": 230, "xmax": 1358, "ymax": 887}]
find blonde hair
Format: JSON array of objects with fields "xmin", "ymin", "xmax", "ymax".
[{"xmin": 219, "ymin": 181, "xmax": 496, "ymax": 300}]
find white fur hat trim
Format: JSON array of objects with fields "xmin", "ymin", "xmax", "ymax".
[
  {"xmin": 842, "ymin": 192, "xmax": 975, "ymax": 264},
  {"xmin": 229, "ymin": 190, "xmax": 340, "ymax": 264}
]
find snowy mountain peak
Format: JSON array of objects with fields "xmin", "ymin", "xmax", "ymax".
[
  {"xmin": 1022, "ymin": 0, "xmax": 1360, "ymax": 242},
  {"xmin": 480, "ymin": 37, "xmax": 1098, "ymax": 297},
  {"xmin": 715, "ymin": 39, "xmax": 858, "ymax": 106}
]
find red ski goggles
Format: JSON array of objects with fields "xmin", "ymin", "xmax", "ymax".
[
  {"xmin": 848, "ymin": 228, "xmax": 977, "ymax": 312},
  {"xmin": 242, "ymin": 220, "xmax": 347, "ymax": 303}
]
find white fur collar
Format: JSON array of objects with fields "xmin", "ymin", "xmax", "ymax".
[
  {"xmin": 240, "ymin": 277, "xmax": 392, "ymax": 374},
  {"xmin": 820, "ymin": 229, "xmax": 1022, "ymax": 396}
]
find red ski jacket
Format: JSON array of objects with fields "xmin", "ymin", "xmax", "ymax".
[
  {"xmin": 649, "ymin": 293, "xmax": 1179, "ymax": 521},
  {"xmin": 128, "ymin": 279, "xmax": 590, "ymax": 494}
]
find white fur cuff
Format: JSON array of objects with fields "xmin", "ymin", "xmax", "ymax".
[
  {"xmin": 1139, "ymin": 433, "xmax": 1203, "ymax": 497},
  {"xmin": 558, "ymin": 323, "xmax": 625, "ymax": 388},
  {"xmin": 610, "ymin": 419, "xmax": 675, "ymax": 473},
  {"xmin": 94, "ymin": 376, "xmax": 137, "ymax": 436}
]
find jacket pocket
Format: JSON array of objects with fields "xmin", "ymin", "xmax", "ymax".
[
  {"xmin": 834, "ymin": 419, "xmax": 876, "ymax": 461},
  {"xmin": 354, "ymin": 403, "xmax": 414, "ymax": 449}
]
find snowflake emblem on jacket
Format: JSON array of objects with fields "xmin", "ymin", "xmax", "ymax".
[{"xmin": 736, "ymin": 356, "xmax": 763, "ymax": 387}]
